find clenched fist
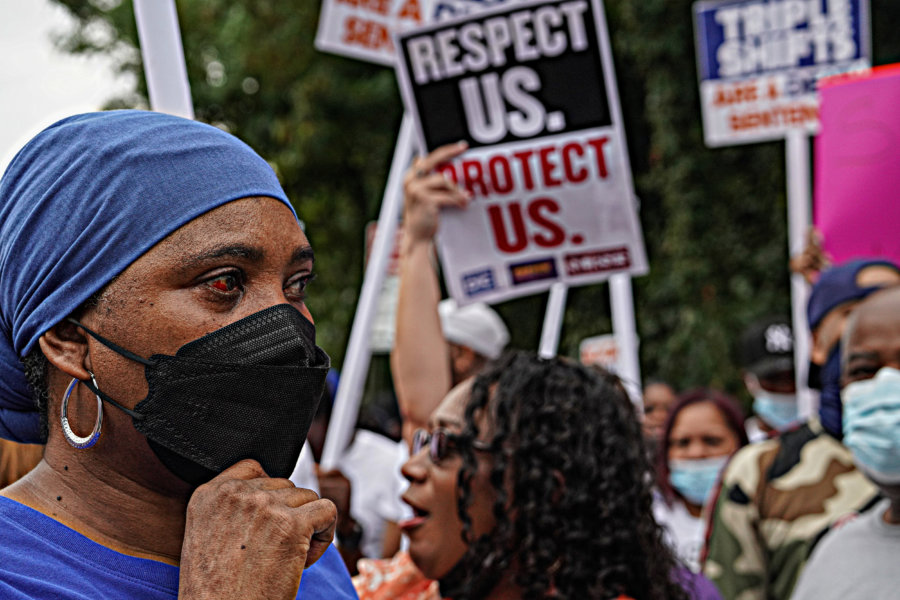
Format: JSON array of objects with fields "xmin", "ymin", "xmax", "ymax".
[{"xmin": 178, "ymin": 460, "xmax": 336, "ymax": 600}]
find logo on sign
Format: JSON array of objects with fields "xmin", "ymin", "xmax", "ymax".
[
  {"xmin": 462, "ymin": 268, "xmax": 496, "ymax": 296},
  {"xmin": 565, "ymin": 247, "xmax": 630, "ymax": 276},
  {"xmin": 509, "ymin": 257, "xmax": 558, "ymax": 285}
]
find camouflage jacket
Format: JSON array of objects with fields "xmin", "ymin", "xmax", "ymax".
[{"xmin": 702, "ymin": 417, "xmax": 878, "ymax": 600}]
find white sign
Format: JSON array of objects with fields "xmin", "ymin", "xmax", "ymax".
[
  {"xmin": 579, "ymin": 333, "xmax": 637, "ymax": 374},
  {"xmin": 316, "ymin": 0, "xmax": 434, "ymax": 66},
  {"xmin": 364, "ymin": 222, "xmax": 404, "ymax": 352},
  {"xmin": 316, "ymin": 0, "xmax": 523, "ymax": 65},
  {"xmin": 694, "ymin": 0, "xmax": 870, "ymax": 147},
  {"xmin": 394, "ymin": 0, "xmax": 647, "ymax": 305}
]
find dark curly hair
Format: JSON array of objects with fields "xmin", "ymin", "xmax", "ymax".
[{"xmin": 439, "ymin": 351, "xmax": 688, "ymax": 600}]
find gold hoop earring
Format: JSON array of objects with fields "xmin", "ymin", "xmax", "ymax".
[{"xmin": 61, "ymin": 372, "xmax": 103, "ymax": 449}]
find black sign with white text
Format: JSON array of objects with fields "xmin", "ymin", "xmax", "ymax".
[
  {"xmin": 397, "ymin": 0, "xmax": 611, "ymax": 149},
  {"xmin": 393, "ymin": 0, "xmax": 647, "ymax": 306}
]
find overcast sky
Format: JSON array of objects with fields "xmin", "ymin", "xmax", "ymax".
[{"xmin": 0, "ymin": 0, "xmax": 132, "ymax": 173}]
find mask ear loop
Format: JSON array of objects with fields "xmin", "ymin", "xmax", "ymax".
[
  {"xmin": 61, "ymin": 372, "xmax": 103, "ymax": 449},
  {"xmin": 64, "ymin": 317, "xmax": 146, "ymax": 422}
]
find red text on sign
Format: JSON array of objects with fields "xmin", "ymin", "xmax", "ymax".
[
  {"xmin": 397, "ymin": 0, "xmax": 422, "ymax": 21},
  {"xmin": 729, "ymin": 103, "xmax": 817, "ymax": 131},
  {"xmin": 336, "ymin": 0, "xmax": 390, "ymax": 16},
  {"xmin": 487, "ymin": 197, "xmax": 566, "ymax": 254},
  {"xmin": 343, "ymin": 17, "xmax": 393, "ymax": 51},
  {"xmin": 439, "ymin": 136, "xmax": 609, "ymax": 200}
]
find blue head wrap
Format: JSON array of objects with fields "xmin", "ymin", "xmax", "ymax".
[{"xmin": 0, "ymin": 110, "xmax": 296, "ymax": 443}]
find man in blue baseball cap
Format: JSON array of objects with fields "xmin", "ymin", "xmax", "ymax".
[{"xmin": 704, "ymin": 258, "xmax": 900, "ymax": 600}]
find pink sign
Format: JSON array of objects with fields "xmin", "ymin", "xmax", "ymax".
[{"xmin": 815, "ymin": 65, "xmax": 900, "ymax": 265}]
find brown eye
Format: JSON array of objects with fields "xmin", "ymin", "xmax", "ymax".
[{"xmin": 286, "ymin": 273, "xmax": 316, "ymax": 300}]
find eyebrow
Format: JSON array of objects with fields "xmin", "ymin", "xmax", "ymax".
[
  {"xmin": 846, "ymin": 350, "xmax": 879, "ymax": 362},
  {"xmin": 292, "ymin": 246, "xmax": 315, "ymax": 265},
  {"xmin": 178, "ymin": 243, "xmax": 314, "ymax": 274},
  {"xmin": 187, "ymin": 244, "xmax": 264, "ymax": 265}
]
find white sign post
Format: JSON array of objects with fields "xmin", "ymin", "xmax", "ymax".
[
  {"xmin": 394, "ymin": 0, "xmax": 648, "ymax": 306},
  {"xmin": 319, "ymin": 114, "xmax": 418, "ymax": 470},
  {"xmin": 538, "ymin": 283, "xmax": 568, "ymax": 358},
  {"xmin": 693, "ymin": 0, "xmax": 870, "ymax": 418},
  {"xmin": 133, "ymin": 0, "xmax": 194, "ymax": 119}
]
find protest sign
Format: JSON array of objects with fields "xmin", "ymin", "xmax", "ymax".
[
  {"xmin": 579, "ymin": 333, "xmax": 618, "ymax": 369},
  {"xmin": 365, "ymin": 221, "xmax": 404, "ymax": 352},
  {"xmin": 694, "ymin": 0, "xmax": 870, "ymax": 147},
  {"xmin": 316, "ymin": 0, "xmax": 522, "ymax": 65},
  {"xmin": 815, "ymin": 65, "xmax": 900, "ymax": 266},
  {"xmin": 316, "ymin": 0, "xmax": 432, "ymax": 65},
  {"xmin": 394, "ymin": 0, "xmax": 647, "ymax": 305}
]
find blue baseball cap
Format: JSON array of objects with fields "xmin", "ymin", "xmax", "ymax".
[{"xmin": 807, "ymin": 259, "xmax": 900, "ymax": 331}]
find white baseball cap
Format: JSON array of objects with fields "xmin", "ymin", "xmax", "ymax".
[{"xmin": 438, "ymin": 299, "xmax": 510, "ymax": 360}]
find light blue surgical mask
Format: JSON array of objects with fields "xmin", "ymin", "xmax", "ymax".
[
  {"xmin": 842, "ymin": 367, "xmax": 900, "ymax": 485},
  {"xmin": 752, "ymin": 391, "xmax": 800, "ymax": 432},
  {"xmin": 669, "ymin": 455, "xmax": 729, "ymax": 506}
]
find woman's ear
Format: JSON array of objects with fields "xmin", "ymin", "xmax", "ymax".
[{"xmin": 38, "ymin": 320, "xmax": 92, "ymax": 381}]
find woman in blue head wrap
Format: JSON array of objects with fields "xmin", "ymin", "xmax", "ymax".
[{"xmin": 0, "ymin": 111, "xmax": 356, "ymax": 599}]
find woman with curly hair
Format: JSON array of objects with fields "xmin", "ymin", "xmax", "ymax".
[{"xmin": 369, "ymin": 350, "xmax": 708, "ymax": 600}]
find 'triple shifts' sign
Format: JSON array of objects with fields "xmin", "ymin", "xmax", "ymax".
[{"xmin": 693, "ymin": 0, "xmax": 870, "ymax": 147}]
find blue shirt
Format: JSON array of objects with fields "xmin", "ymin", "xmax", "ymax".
[{"xmin": 0, "ymin": 496, "xmax": 357, "ymax": 599}]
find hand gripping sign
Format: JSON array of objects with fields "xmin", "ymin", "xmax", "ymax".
[{"xmin": 394, "ymin": 0, "xmax": 647, "ymax": 305}]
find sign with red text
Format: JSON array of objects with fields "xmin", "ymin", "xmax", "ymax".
[
  {"xmin": 693, "ymin": 0, "xmax": 870, "ymax": 147},
  {"xmin": 316, "ymin": 0, "xmax": 522, "ymax": 65},
  {"xmin": 579, "ymin": 334, "xmax": 618, "ymax": 370},
  {"xmin": 316, "ymin": 0, "xmax": 432, "ymax": 65},
  {"xmin": 394, "ymin": 0, "xmax": 647, "ymax": 305}
]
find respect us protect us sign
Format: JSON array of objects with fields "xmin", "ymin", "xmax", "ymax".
[{"xmin": 393, "ymin": 0, "xmax": 648, "ymax": 305}]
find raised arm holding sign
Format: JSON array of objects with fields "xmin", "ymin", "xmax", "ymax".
[
  {"xmin": 393, "ymin": 0, "xmax": 647, "ymax": 308},
  {"xmin": 392, "ymin": 141, "xmax": 472, "ymax": 447}
]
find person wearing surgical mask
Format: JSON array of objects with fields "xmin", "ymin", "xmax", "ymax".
[
  {"xmin": 793, "ymin": 284, "xmax": 900, "ymax": 599},
  {"xmin": 739, "ymin": 316, "xmax": 800, "ymax": 441},
  {"xmin": 705, "ymin": 258, "xmax": 897, "ymax": 600},
  {"xmin": 653, "ymin": 389, "xmax": 747, "ymax": 572}
]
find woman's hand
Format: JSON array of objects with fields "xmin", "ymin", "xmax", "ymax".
[
  {"xmin": 402, "ymin": 141, "xmax": 471, "ymax": 247},
  {"xmin": 178, "ymin": 460, "xmax": 336, "ymax": 600}
]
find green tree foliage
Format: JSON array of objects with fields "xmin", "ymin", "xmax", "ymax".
[{"xmin": 48, "ymin": 0, "xmax": 900, "ymax": 399}]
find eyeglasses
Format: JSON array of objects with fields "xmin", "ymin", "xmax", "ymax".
[{"xmin": 412, "ymin": 428, "xmax": 491, "ymax": 465}]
